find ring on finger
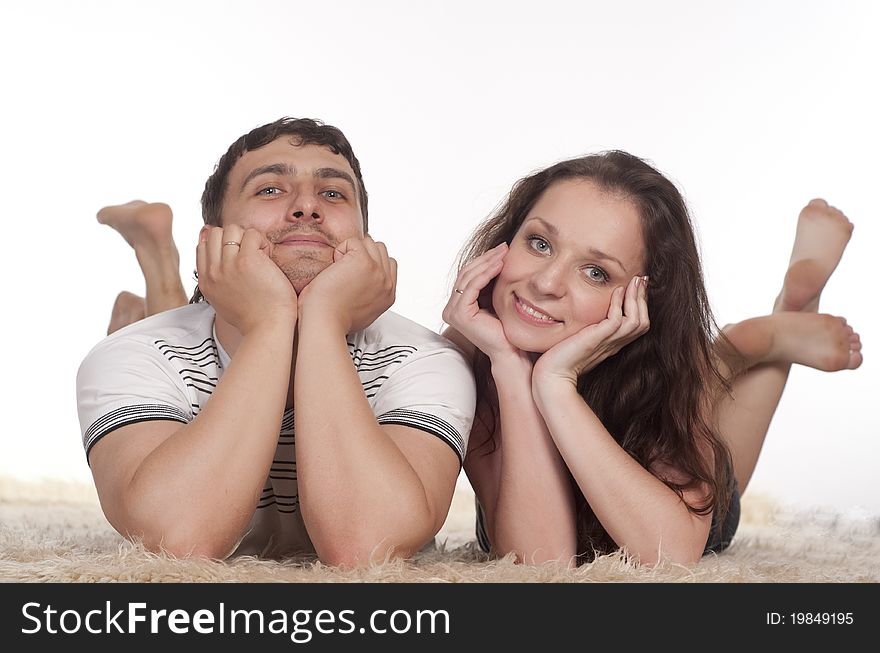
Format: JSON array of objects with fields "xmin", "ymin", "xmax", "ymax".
[{"xmin": 223, "ymin": 241, "xmax": 241, "ymax": 247}]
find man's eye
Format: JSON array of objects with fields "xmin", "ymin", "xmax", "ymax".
[
  {"xmin": 257, "ymin": 187, "xmax": 282, "ymax": 196},
  {"xmin": 527, "ymin": 236, "xmax": 550, "ymax": 253},
  {"xmin": 322, "ymin": 190, "xmax": 345, "ymax": 199}
]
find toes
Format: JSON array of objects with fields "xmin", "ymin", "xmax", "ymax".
[{"xmin": 848, "ymin": 350, "xmax": 864, "ymax": 370}]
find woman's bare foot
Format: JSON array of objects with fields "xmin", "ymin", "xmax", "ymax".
[
  {"xmin": 107, "ymin": 291, "xmax": 147, "ymax": 335},
  {"xmin": 97, "ymin": 200, "xmax": 188, "ymax": 317},
  {"xmin": 724, "ymin": 312, "xmax": 862, "ymax": 373},
  {"xmin": 775, "ymin": 199, "xmax": 853, "ymax": 313}
]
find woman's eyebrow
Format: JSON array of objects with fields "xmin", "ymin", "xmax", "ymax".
[
  {"xmin": 586, "ymin": 247, "xmax": 627, "ymax": 274},
  {"xmin": 528, "ymin": 216, "xmax": 627, "ymax": 273},
  {"xmin": 528, "ymin": 216, "xmax": 559, "ymax": 236}
]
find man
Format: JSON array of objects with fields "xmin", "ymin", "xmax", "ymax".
[{"xmin": 77, "ymin": 117, "xmax": 476, "ymax": 568}]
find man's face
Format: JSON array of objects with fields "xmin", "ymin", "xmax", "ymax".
[{"xmin": 221, "ymin": 136, "xmax": 364, "ymax": 293}]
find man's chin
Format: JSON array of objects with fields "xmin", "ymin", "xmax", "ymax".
[
  {"xmin": 291, "ymin": 278, "xmax": 312, "ymax": 294},
  {"xmin": 277, "ymin": 260, "xmax": 328, "ymax": 294}
]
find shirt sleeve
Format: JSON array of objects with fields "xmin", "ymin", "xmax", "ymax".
[
  {"xmin": 76, "ymin": 334, "xmax": 192, "ymax": 463},
  {"xmin": 372, "ymin": 341, "xmax": 476, "ymax": 466}
]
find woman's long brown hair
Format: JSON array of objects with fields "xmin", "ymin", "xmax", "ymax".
[{"xmin": 456, "ymin": 151, "xmax": 733, "ymax": 561}]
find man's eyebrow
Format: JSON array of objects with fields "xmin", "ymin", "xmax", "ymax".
[
  {"xmin": 239, "ymin": 163, "xmax": 295, "ymax": 192},
  {"xmin": 528, "ymin": 216, "xmax": 628, "ymax": 273},
  {"xmin": 314, "ymin": 167, "xmax": 356, "ymax": 193},
  {"xmin": 239, "ymin": 164, "xmax": 357, "ymax": 194}
]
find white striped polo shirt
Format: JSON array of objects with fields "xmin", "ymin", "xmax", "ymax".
[{"xmin": 76, "ymin": 302, "xmax": 476, "ymax": 558}]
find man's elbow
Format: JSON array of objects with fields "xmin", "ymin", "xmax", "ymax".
[
  {"xmin": 307, "ymin": 494, "xmax": 441, "ymax": 569},
  {"xmin": 314, "ymin": 516, "xmax": 436, "ymax": 569},
  {"xmin": 155, "ymin": 532, "xmax": 235, "ymax": 560},
  {"xmin": 317, "ymin": 538, "xmax": 412, "ymax": 570},
  {"xmin": 107, "ymin": 488, "xmax": 246, "ymax": 560},
  {"xmin": 128, "ymin": 526, "xmax": 235, "ymax": 560},
  {"xmin": 108, "ymin": 508, "xmax": 235, "ymax": 560}
]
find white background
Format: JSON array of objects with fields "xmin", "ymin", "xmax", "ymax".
[{"xmin": 1, "ymin": 1, "xmax": 877, "ymax": 515}]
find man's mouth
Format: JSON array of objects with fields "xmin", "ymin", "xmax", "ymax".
[
  {"xmin": 513, "ymin": 294, "xmax": 561, "ymax": 325},
  {"xmin": 276, "ymin": 233, "xmax": 331, "ymax": 248}
]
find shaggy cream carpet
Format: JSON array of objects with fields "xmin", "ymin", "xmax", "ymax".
[{"xmin": 1, "ymin": 476, "xmax": 878, "ymax": 583}]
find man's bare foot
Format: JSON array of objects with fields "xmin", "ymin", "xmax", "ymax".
[
  {"xmin": 97, "ymin": 201, "xmax": 175, "ymax": 254},
  {"xmin": 98, "ymin": 200, "xmax": 188, "ymax": 317},
  {"xmin": 725, "ymin": 312, "xmax": 862, "ymax": 372},
  {"xmin": 108, "ymin": 291, "xmax": 147, "ymax": 335},
  {"xmin": 774, "ymin": 199, "xmax": 853, "ymax": 313}
]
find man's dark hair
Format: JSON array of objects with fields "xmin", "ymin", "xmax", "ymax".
[{"xmin": 200, "ymin": 116, "xmax": 368, "ymax": 230}]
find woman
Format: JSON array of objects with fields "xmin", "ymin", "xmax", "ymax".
[{"xmin": 441, "ymin": 151, "xmax": 861, "ymax": 565}]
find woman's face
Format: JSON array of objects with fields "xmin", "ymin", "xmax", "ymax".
[{"xmin": 491, "ymin": 179, "xmax": 647, "ymax": 353}]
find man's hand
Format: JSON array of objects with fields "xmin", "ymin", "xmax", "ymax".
[
  {"xmin": 298, "ymin": 235, "xmax": 397, "ymax": 333},
  {"xmin": 196, "ymin": 225, "xmax": 298, "ymax": 334}
]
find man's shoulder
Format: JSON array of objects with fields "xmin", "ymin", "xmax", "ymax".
[
  {"xmin": 83, "ymin": 303, "xmax": 216, "ymax": 359},
  {"xmin": 351, "ymin": 312, "xmax": 474, "ymax": 383},
  {"xmin": 357, "ymin": 311, "xmax": 457, "ymax": 353}
]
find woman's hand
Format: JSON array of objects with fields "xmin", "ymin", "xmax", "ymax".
[
  {"xmin": 442, "ymin": 243, "xmax": 525, "ymax": 364},
  {"xmin": 533, "ymin": 275, "xmax": 649, "ymax": 388}
]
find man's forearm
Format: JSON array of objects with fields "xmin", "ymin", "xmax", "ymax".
[
  {"xmin": 294, "ymin": 317, "xmax": 436, "ymax": 566},
  {"xmin": 123, "ymin": 321, "xmax": 294, "ymax": 557}
]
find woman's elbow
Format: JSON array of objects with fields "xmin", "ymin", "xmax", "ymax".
[
  {"xmin": 493, "ymin": 533, "xmax": 577, "ymax": 566},
  {"xmin": 630, "ymin": 539, "xmax": 704, "ymax": 567}
]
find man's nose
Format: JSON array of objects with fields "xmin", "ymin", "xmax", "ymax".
[{"xmin": 287, "ymin": 194, "xmax": 321, "ymax": 222}]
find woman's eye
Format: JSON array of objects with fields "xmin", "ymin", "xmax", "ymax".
[
  {"xmin": 527, "ymin": 236, "xmax": 550, "ymax": 254},
  {"xmin": 584, "ymin": 266, "xmax": 609, "ymax": 283}
]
